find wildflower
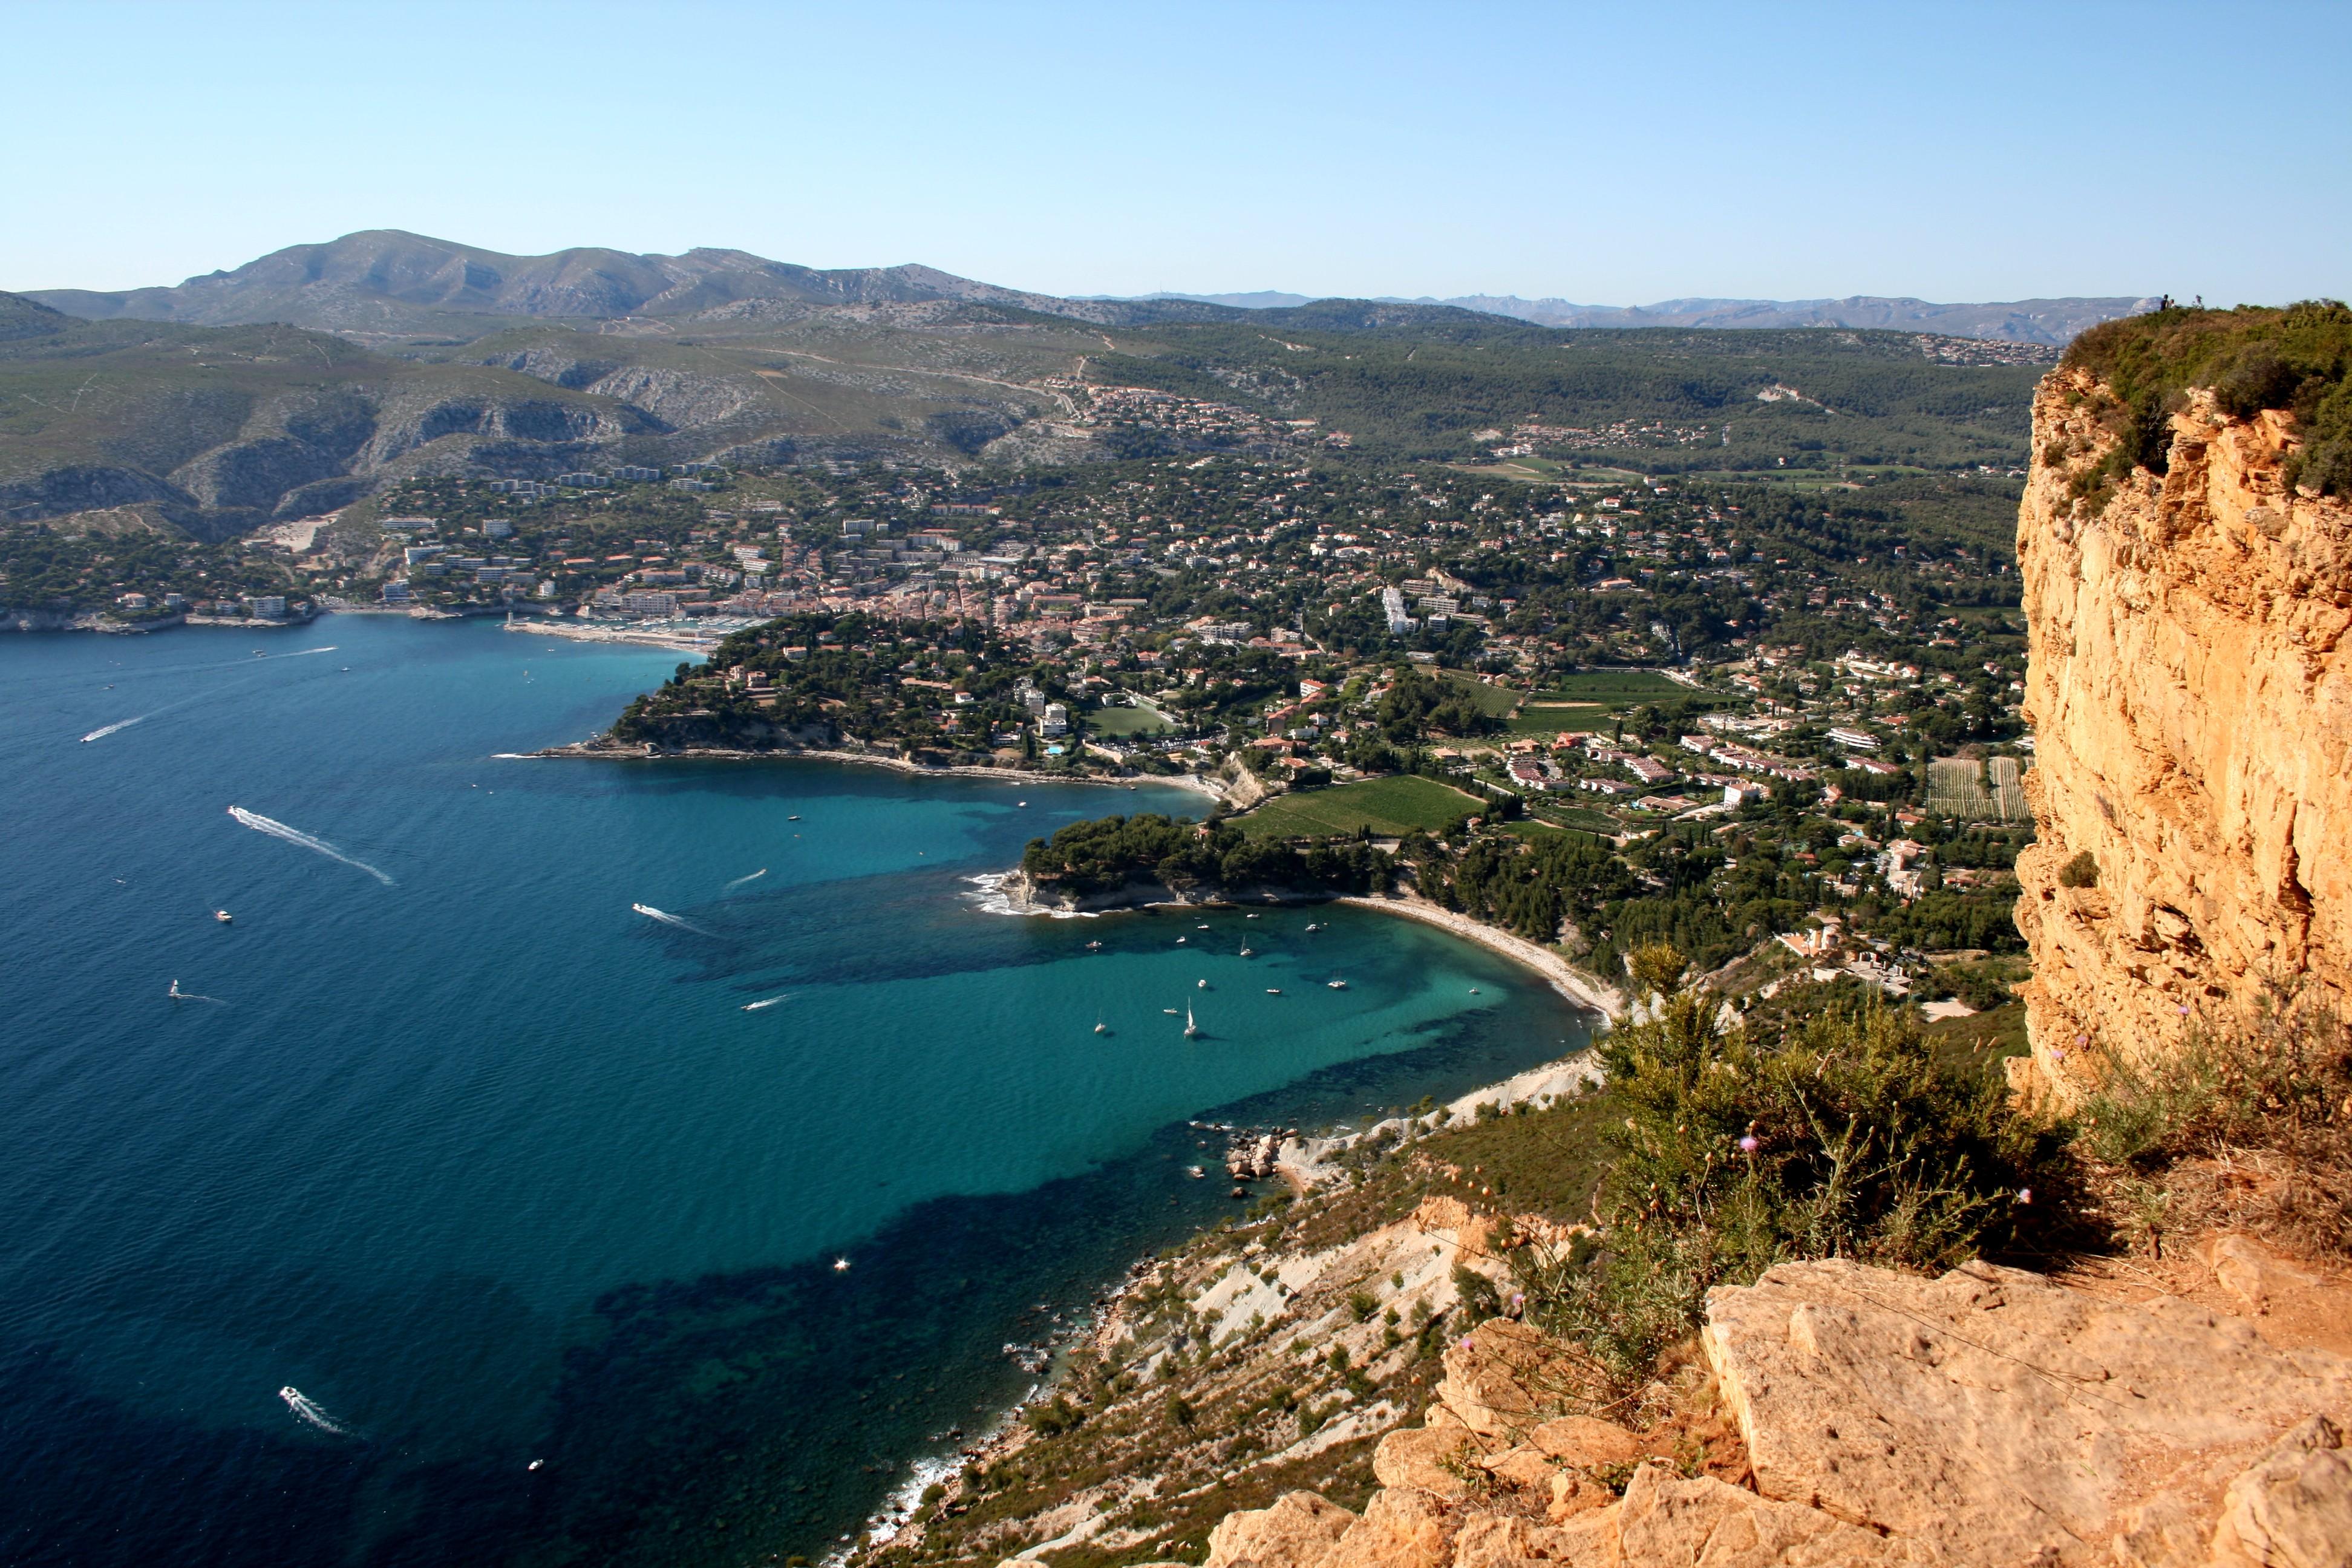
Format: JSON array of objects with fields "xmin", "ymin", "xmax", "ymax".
[
  {"xmin": 1737, "ymin": 1135, "xmax": 1759, "ymax": 1153},
  {"xmin": 2016, "ymin": 1187, "xmax": 2033, "ymax": 1206}
]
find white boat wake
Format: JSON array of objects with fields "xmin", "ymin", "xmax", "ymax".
[
  {"xmin": 227, "ymin": 806, "xmax": 395, "ymax": 885},
  {"xmin": 632, "ymin": 903, "xmax": 715, "ymax": 937},
  {"xmin": 742, "ymin": 995, "xmax": 788, "ymax": 1011},
  {"xmin": 724, "ymin": 867, "xmax": 768, "ymax": 892},
  {"xmin": 80, "ymin": 714, "xmax": 149, "ymax": 743},
  {"xmin": 168, "ymin": 979, "xmax": 226, "ymax": 1004},
  {"xmin": 278, "ymin": 1386, "xmax": 358, "ymax": 1437}
]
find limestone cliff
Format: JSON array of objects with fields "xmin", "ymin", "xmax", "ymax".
[{"xmin": 2013, "ymin": 367, "xmax": 2352, "ymax": 1102}]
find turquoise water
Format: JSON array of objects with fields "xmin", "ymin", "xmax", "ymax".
[{"xmin": 0, "ymin": 618, "xmax": 1590, "ymax": 1566}]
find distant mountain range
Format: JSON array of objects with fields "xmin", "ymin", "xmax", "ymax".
[
  {"xmin": 26, "ymin": 230, "xmax": 1240, "ymax": 342},
  {"xmin": 25, "ymin": 230, "xmax": 2150, "ymax": 346},
  {"xmin": 1120, "ymin": 292, "xmax": 2157, "ymax": 345},
  {"xmin": 0, "ymin": 231, "xmax": 2071, "ymax": 538}
]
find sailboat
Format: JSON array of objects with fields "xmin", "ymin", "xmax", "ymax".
[
  {"xmin": 1183, "ymin": 1004, "xmax": 1200, "ymax": 1039},
  {"xmin": 1239, "ymin": 945, "xmax": 1253, "ymax": 958},
  {"xmin": 1093, "ymin": 1013, "xmax": 1108, "ymax": 1035}
]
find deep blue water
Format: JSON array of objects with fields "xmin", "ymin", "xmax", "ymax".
[{"xmin": 0, "ymin": 618, "xmax": 1590, "ymax": 1567}]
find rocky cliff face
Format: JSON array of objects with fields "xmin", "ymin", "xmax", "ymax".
[{"xmin": 2013, "ymin": 370, "xmax": 2352, "ymax": 1103}]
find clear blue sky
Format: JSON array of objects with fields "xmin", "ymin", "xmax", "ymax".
[{"xmin": 8, "ymin": 0, "xmax": 2345, "ymax": 305}]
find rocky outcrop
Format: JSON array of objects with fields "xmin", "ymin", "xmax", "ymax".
[
  {"xmin": 2014, "ymin": 370, "xmax": 2352, "ymax": 1102},
  {"xmin": 1200, "ymin": 1249, "xmax": 2352, "ymax": 1568}
]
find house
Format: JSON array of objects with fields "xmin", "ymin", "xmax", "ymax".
[{"xmin": 1826, "ymin": 726, "xmax": 1880, "ymax": 751}]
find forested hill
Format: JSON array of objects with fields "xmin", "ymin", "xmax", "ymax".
[{"xmin": 1083, "ymin": 318, "xmax": 2051, "ymax": 469}]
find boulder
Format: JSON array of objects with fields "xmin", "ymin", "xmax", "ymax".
[
  {"xmin": 1612, "ymin": 1464, "xmax": 1935, "ymax": 1566},
  {"xmin": 1374, "ymin": 1425, "xmax": 1480, "ymax": 1497},
  {"xmin": 1703, "ymin": 1258, "xmax": 2352, "ymax": 1565},
  {"xmin": 1326, "ymin": 1486, "xmax": 1451, "ymax": 1568},
  {"xmin": 2206, "ymin": 1232, "xmax": 2318, "ymax": 1318},
  {"xmin": 1439, "ymin": 1319, "xmax": 1573, "ymax": 1440},
  {"xmin": 1478, "ymin": 1443, "xmax": 1560, "ymax": 1492},
  {"xmin": 1203, "ymin": 1489, "xmax": 1354, "ymax": 1568},
  {"xmin": 1529, "ymin": 1416, "xmax": 1645, "ymax": 1470},
  {"xmin": 2211, "ymin": 1415, "xmax": 2352, "ymax": 1568}
]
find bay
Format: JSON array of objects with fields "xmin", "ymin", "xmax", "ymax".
[{"xmin": 0, "ymin": 616, "xmax": 1591, "ymax": 1566}]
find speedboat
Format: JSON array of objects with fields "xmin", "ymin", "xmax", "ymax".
[
  {"xmin": 1328, "ymin": 978, "xmax": 1348, "ymax": 990},
  {"xmin": 214, "ymin": 910, "xmax": 233, "ymax": 924},
  {"xmin": 1266, "ymin": 988, "xmax": 1282, "ymax": 995}
]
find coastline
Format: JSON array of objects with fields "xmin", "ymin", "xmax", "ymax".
[
  {"xmin": 1335, "ymin": 892, "xmax": 1625, "ymax": 1020},
  {"xmin": 504, "ymin": 616, "xmax": 730, "ymax": 655},
  {"xmin": 510, "ymin": 739, "xmax": 1229, "ymax": 802}
]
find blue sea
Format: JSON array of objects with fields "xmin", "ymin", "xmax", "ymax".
[{"xmin": 0, "ymin": 617, "xmax": 1592, "ymax": 1566}]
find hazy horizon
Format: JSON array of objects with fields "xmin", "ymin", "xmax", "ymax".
[{"xmin": 5, "ymin": 1, "xmax": 2346, "ymax": 305}]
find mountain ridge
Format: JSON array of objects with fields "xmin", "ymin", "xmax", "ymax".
[
  {"xmin": 26, "ymin": 231, "xmax": 2147, "ymax": 346},
  {"xmin": 1122, "ymin": 289, "xmax": 2158, "ymax": 344}
]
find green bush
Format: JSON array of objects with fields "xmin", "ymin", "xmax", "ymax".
[
  {"xmin": 1512, "ymin": 965, "xmax": 2057, "ymax": 1390},
  {"xmin": 2059, "ymin": 850, "xmax": 2099, "ymax": 889},
  {"xmin": 2064, "ymin": 300, "xmax": 2352, "ymax": 498}
]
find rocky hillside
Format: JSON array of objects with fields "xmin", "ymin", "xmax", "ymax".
[
  {"xmin": 2011, "ymin": 304, "xmax": 2352, "ymax": 1105},
  {"xmin": 1184, "ymin": 1243, "xmax": 2351, "ymax": 1568},
  {"xmin": 24, "ymin": 230, "xmax": 1238, "ymax": 339},
  {"xmin": 0, "ymin": 300, "xmax": 653, "ymax": 537},
  {"xmin": 874, "ymin": 1069, "xmax": 2352, "ymax": 1568}
]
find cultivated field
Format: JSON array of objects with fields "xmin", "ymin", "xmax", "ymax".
[
  {"xmin": 1236, "ymin": 774, "xmax": 1484, "ymax": 838},
  {"xmin": 1527, "ymin": 670, "xmax": 1687, "ymax": 704}
]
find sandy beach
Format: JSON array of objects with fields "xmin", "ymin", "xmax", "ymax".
[
  {"xmin": 511, "ymin": 739, "xmax": 1226, "ymax": 802},
  {"xmin": 1335, "ymin": 892, "xmax": 1624, "ymax": 1019},
  {"xmin": 505, "ymin": 618, "xmax": 728, "ymax": 655}
]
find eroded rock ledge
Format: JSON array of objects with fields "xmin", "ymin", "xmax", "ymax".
[{"xmin": 1186, "ymin": 1250, "xmax": 2351, "ymax": 1568}]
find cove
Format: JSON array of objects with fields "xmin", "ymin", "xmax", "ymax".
[{"xmin": 0, "ymin": 617, "xmax": 1591, "ymax": 1566}]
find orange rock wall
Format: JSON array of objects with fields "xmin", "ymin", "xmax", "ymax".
[{"xmin": 2014, "ymin": 370, "xmax": 2352, "ymax": 1100}]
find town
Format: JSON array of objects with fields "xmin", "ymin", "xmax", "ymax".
[{"xmin": 293, "ymin": 432, "xmax": 2033, "ymax": 1025}]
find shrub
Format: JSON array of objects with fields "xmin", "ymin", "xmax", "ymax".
[
  {"xmin": 1512, "ymin": 965, "xmax": 2058, "ymax": 1392},
  {"xmin": 2059, "ymin": 850, "xmax": 2099, "ymax": 888},
  {"xmin": 2064, "ymin": 300, "xmax": 2352, "ymax": 498},
  {"xmin": 2075, "ymin": 1001, "xmax": 2352, "ymax": 1259}
]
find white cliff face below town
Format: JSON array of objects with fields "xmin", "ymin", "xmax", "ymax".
[{"xmin": 2013, "ymin": 370, "xmax": 2352, "ymax": 1102}]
